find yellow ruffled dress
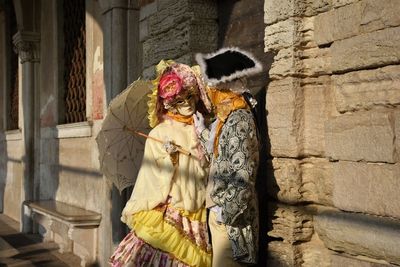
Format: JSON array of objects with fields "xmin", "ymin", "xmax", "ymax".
[{"xmin": 110, "ymin": 118, "xmax": 211, "ymax": 267}]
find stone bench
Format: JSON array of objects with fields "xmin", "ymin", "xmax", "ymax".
[{"xmin": 25, "ymin": 200, "xmax": 101, "ymax": 267}]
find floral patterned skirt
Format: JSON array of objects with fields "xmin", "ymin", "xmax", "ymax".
[{"xmin": 110, "ymin": 204, "xmax": 212, "ymax": 267}]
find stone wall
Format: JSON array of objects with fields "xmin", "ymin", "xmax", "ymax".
[
  {"xmin": 138, "ymin": 0, "xmax": 218, "ymax": 78},
  {"xmin": 264, "ymin": 0, "xmax": 400, "ymax": 266}
]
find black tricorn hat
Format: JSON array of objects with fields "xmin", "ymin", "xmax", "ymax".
[{"xmin": 195, "ymin": 47, "xmax": 263, "ymax": 85}]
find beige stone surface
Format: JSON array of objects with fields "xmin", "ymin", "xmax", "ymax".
[
  {"xmin": 264, "ymin": 0, "xmax": 331, "ymax": 25},
  {"xmin": 265, "ymin": 18, "xmax": 298, "ymax": 51},
  {"xmin": 267, "ymin": 241, "xmax": 302, "ymax": 267},
  {"xmin": 266, "ymin": 78, "xmax": 302, "ymax": 157},
  {"xmin": 4, "ymin": 140, "xmax": 22, "ymax": 222},
  {"xmin": 302, "ymin": 81, "xmax": 329, "ymax": 156},
  {"xmin": 333, "ymin": 0, "xmax": 361, "ymax": 8},
  {"xmin": 269, "ymin": 158, "xmax": 302, "ymax": 204},
  {"xmin": 315, "ymin": 0, "xmax": 400, "ymax": 45},
  {"xmin": 333, "ymin": 65, "xmax": 400, "ymax": 113},
  {"xmin": 331, "ymin": 27, "xmax": 400, "ymax": 73},
  {"xmin": 269, "ymin": 47, "xmax": 331, "ymax": 79},
  {"xmin": 269, "ymin": 48, "xmax": 299, "ymax": 79},
  {"xmin": 268, "ymin": 158, "xmax": 332, "ymax": 205},
  {"xmin": 57, "ymin": 138, "xmax": 103, "ymax": 214},
  {"xmin": 301, "ymin": 158, "xmax": 333, "ymax": 206},
  {"xmin": 315, "ymin": 209, "xmax": 400, "ymax": 265},
  {"xmin": 333, "ymin": 161, "xmax": 400, "ymax": 218},
  {"xmin": 325, "ymin": 111, "xmax": 395, "ymax": 163},
  {"xmin": 268, "ymin": 203, "xmax": 313, "ymax": 244},
  {"xmin": 300, "ymin": 234, "xmax": 332, "ymax": 267},
  {"xmin": 330, "ymin": 254, "xmax": 396, "ymax": 267}
]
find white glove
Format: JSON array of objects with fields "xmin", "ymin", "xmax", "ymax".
[
  {"xmin": 207, "ymin": 119, "xmax": 219, "ymax": 154},
  {"xmin": 163, "ymin": 139, "xmax": 178, "ymax": 154},
  {"xmin": 193, "ymin": 111, "xmax": 206, "ymax": 134}
]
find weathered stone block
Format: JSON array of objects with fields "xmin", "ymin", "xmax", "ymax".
[
  {"xmin": 331, "ymin": 27, "xmax": 400, "ymax": 73},
  {"xmin": 333, "ymin": 65, "xmax": 400, "ymax": 113},
  {"xmin": 268, "ymin": 203, "xmax": 314, "ymax": 244},
  {"xmin": 268, "ymin": 241, "xmax": 302, "ymax": 267},
  {"xmin": 302, "ymin": 81, "xmax": 330, "ymax": 156},
  {"xmin": 325, "ymin": 111, "xmax": 395, "ymax": 163},
  {"xmin": 143, "ymin": 21, "xmax": 217, "ymax": 68},
  {"xmin": 301, "ymin": 159, "xmax": 333, "ymax": 206},
  {"xmin": 266, "ymin": 78, "xmax": 302, "ymax": 157},
  {"xmin": 139, "ymin": 1, "xmax": 157, "ymax": 21},
  {"xmin": 265, "ymin": 18, "xmax": 297, "ymax": 51},
  {"xmin": 333, "ymin": 0, "xmax": 360, "ymax": 8},
  {"xmin": 330, "ymin": 254, "xmax": 395, "ymax": 267},
  {"xmin": 315, "ymin": 209, "xmax": 400, "ymax": 265},
  {"xmin": 315, "ymin": 2, "xmax": 362, "ymax": 45},
  {"xmin": 268, "ymin": 158, "xmax": 302, "ymax": 203},
  {"xmin": 333, "ymin": 161, "xmax": 400, "ymax": 218},
  {"xmin": 269, "ymin": 47, "xmax": 331, "ymax": 79},
  {"xmin": 300, "ymin": 235, "xmax": 332, "ymax": 267},
  {"xmin": 269, "ymin": 48, "xmax": 299, "ymax": 79},
  {"xmin": 152, "ymin": 0, "xmax": 217, "ymax": 35},
  {"xmin": 268, "ymin": 158, "xmax": 332, "ymax": 205},
  {"xmin": 264, "ymin": 0, "xmax": 331, "ymax": 25},
  {"xmin": 315, "ymin": 0, "xmax": 400, "ymax": 45}
]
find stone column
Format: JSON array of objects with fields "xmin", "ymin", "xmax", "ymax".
[
  {"xmin": 99, "ymin": 0, "xmax": 140, "ymax": 261},
  {"xmin": 13, "ymin": 30, "xmax": 40, "ymax": 233}
]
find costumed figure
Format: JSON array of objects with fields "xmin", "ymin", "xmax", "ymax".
[
  {"xmin": 109, "ymin": 60, "xmax": 213, "ymax": 267},
  {"xmin": 194, "ymin": 47, "xmax": 262, "ymax": 267}
]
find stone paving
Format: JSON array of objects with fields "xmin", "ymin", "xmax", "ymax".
[{"xmin": 0, "ymin": 214, "xmax": 81, "ymax": 267}]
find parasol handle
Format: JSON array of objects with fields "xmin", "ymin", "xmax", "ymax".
[{"xmin": 124, "ymin": 126, "xmax": 192, "ymax": 156}]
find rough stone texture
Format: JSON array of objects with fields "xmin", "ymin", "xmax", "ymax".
[
  {"xmin": 139, "ymin": 0, "xmax": 157, "ymax": 21},
  {"xmin": 333, "ymin": 65, "xmax": 400, "ymax": 113},
  {"xmin": 300, "ymin": 235, "xmax": 332, "ymax": 267},
  {"xmin": 268, "ymin": 158, "xmax": 302, "ymax": 204},
  {"xmin": 266, "ymin": 78, "xmax": 302, "ymax": 157},
  {"xmin": 331, "ymin": 27, "xmax": 400, "ymax": 73},
  {"xmin": 265, "ymin": 18, "xmax": 298, "ymax": 51},
  {"xmin": 302, "ymin": 79, "xmax": 329, "ymax": 156},
  {"xmin": 333, "ymin": 162, "xmax": 400, "ymax": 219},
  {"xmin": 269, "ymin": 47, "xmax": 331, "ymax": 79},
  {"xmin": 315, "ymin": 209, "xmax": 400, "ymax": 265},
  {"xmin": 333, "ymin": 0, "xmax": 361, "ymax": 8},
  {"xmin": 395, "ymin": 110, "xmax": 400, "ymax": 162},
  {"xmin": 265, "ymin": 17, "xmax": 319, "ymax": 52},
  {"xmin": 325, "ymin": 111, "xmax": 395, "ymax": 163},
  {"xmin": 301, "ymin": 159, "xmax": 333, "ymax": 206},
  {"xmin": 268, "ymin": 158, "xmax": 333, "ymax": 205},
  {"xmin": 268, "ymin": 203, "xmax": 314, "ymax": 244},
  {"xmin": 315, "ymin": 0, "xmax": 400, "ymax": 45},
  {"xmin": 330, "ymin": 254, "xmax": 396, "ymax": 267},
  {"xmin": 264, "ymin": 0, "xmax": 331, "ymax": 26},
  {"xmin": 142, "ymin": 0, "xmax": 218, "ymax": 68},
  {"xmin": 267, "ymin": 241, "xmax": 302, "ymax": 267}
]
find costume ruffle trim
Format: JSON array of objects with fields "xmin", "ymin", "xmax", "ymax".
[
  {"xmin": 109, "ymin": 231, "xmax": 191, "ymax": 267},
  {"xmin": 125, "ymin": 208, "xmax": 211, "ymax": 267}
]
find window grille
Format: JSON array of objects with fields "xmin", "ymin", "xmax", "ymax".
[
  {"xmin": 8, "ymin": 5, "xmax": 18, "ymax": 130},
  {"xmin": 63, "ymin": 0, "xmax": 86, "ymax": 123}
]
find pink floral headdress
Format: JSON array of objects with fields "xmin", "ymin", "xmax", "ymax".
[{"xmin": 148, "ymin": 60, "xmax": 212, "ymax": 128}]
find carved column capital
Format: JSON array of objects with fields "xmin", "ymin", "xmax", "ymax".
[{"xmin": 13, "ymin": 31, "xmax": 40, "ymax": 63}]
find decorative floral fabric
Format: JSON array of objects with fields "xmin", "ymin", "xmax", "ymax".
[
  {"xmin": 110, "ymin": 204, "xmax": 211, "ymax": 267},
  {"xmin": 199, "ymin": 109, "xmax": 259, "ymax": 264}
]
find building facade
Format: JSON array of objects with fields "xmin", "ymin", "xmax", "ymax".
[{"xmin": 0, "ymin": 0, "xmax": 399, "ymax": 266}]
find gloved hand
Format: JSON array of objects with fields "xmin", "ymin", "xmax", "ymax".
[
  {"xmin": 163, "ymin": 139, "xmax": 178, "ymax": 154},
  {"xmin": 193, "ymin": 111, "xmax": 206, "ymax": 134}
]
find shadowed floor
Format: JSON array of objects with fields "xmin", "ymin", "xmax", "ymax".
[{"xmin": 0, "ymin": 214, "xmax": 81, "ymax": 267}]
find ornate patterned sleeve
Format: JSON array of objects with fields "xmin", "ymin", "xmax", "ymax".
[{"xmin": 210, "ymin": 109, "xmax": 259, "ymax": 227}]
